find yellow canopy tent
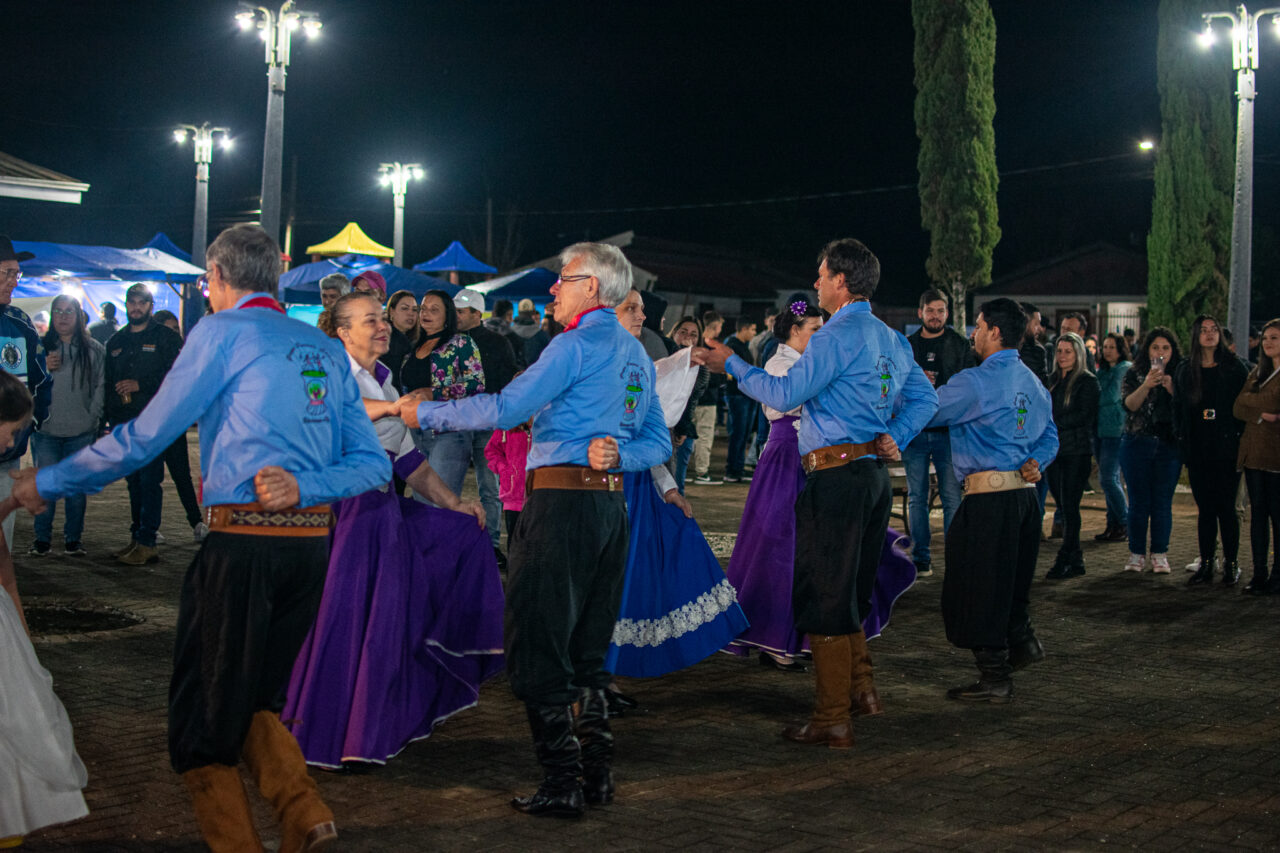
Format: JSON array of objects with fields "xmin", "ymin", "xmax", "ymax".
[{"xmin": 304, "ymin": 222, "xmax": 394, "ymax": 258}]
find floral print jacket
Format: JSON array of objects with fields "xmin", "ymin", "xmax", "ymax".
[{"xmin": 425, "ymin": 333, "xmax": 485, "ymax": 401}]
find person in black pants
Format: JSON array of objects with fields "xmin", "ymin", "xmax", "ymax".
[
  {"xmin": 155, "ymin": 311, "xmax": 206, "ymax": 540},
  {"xmin": 1176, "ymin": 314, "xmax": 1250, "ymax": 586},
  {"xmin": 1045, "ymin": 332, "xmax": 1098, "ymax": 578},
  {"xmin": 1234, "ymin": 319, "xmax": 1280, "ymax": 594}
]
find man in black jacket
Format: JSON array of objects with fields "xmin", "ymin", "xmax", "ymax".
[
  {"xmin": 903, "ymin": 290, "xmax": 976, "ymax": 576},
  {"xmin": 104, "ymin": 284, "xmax": 183, "ymax": 565}
]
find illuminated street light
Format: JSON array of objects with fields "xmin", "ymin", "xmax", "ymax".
[
  {"xmin": 1200, "ymin": 3, "xmax": 1280, "ymax": 338},
  {"xmin": 377, "ymin": 162, "xmax": 426, "ymax": 267},
  {"xmin": 235, "ymin": 1, "xmax": 321, "ymax": 258},
  {"xmin": 173, "ymin": 122, "xmax": 231, "ymax": 328},
  {"xmin": 1138, "ymin": 140, "xmax": 1156, "ymax": 151}
]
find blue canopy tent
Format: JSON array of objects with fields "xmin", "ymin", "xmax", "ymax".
[
  {"xmin": 412, "ymin": 241, "xmax": 497, "ymax": 275},
  {"xmin": 279, "ymin": 254, "xmax": 455, "ymax": 304},
  {"xmin": 141, "ymin": 232, "xmax": 192, "ymax": 263},
  {"xmin": 13, "ymin": 278, "xmax": 182, "ymax": 324},
  {"xmin": 472, "ymin": 267, "xmax": 558, "ymax": 308}
]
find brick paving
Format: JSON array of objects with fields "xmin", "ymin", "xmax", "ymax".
[{"xmin": 12, "ymin": 432, "xmax": 1280, "ymax": 851}]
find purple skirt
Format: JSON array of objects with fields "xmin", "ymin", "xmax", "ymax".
[
  {"xmin": 725, "ymin": 416, "xmax": 916, "ymax": 658},
  {"xmin": 283, "ymin": 488, "xmax": 505, "ymax": 768}
]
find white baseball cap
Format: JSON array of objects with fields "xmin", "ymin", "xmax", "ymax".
[{"xmin": 453, "ymin": 288, "xmax": 485, "ymax": 312}]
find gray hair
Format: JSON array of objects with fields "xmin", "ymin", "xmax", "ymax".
[
  {"xmin": 559, "ymin": 242, "xmax": 633, "ymax": 307},
  {"xmin": 319, "ymin": 273, "xmax": 351, "ymax": 295},
  {"xmin": 205, "ymin": 224, "xmax": 282, "ymax": 293}
]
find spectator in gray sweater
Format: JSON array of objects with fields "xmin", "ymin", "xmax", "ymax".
[{"xmin": 30, "ymin": 295, "xmax": 105, "ymax": 556}]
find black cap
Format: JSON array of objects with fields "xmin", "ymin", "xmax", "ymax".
[{"xmin": 0, "ymin": 235, "xmax": 33, "ymax": 262}]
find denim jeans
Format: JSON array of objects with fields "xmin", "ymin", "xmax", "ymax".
[
  {"xmin": 900, "ymin": 429, "xmax": 962, "ymax": 565},
  {"xmin": 470, "ymin": 429, "xmax": 502, "ymax": 548},
  {"xmin": 1095, "ymin": 436, "xmax": 1128, "ymax": 528},
  {"xmin": 412, "ymin": 429, "xmax": 472, "ymax": 499},
  {"xmin": 1119, "ymin": 434, "xmax": 1182, "ymax": 555},
  {"xmin": 673, "ymin": 436, "xmax": 695, "ymax": 494},
  {"xmin": 725, "ymin": 395, "xmax": 757, "ymax": 478},
  {"xmin": 32, "ymin": 431, "xmax": 95, "ymax": 544},
  {"xmin": 126, "ymin": 456, "xmax": 166, "ymax": 547}
]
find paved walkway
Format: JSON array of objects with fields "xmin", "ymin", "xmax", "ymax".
[{"xmin": 14, "ymin": 436, "xmax": 1280, "ymax": 851}]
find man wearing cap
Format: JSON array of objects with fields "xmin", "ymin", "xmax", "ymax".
[
  {"xmin": 455, "ymin": 287, "xmax": 520, "ymax": 555},
  {"xmin": 103, "ymin": 283, "xmax": 183, "ymax": 565},
  {"xmin": 0, "ymin": 236, "xmax": 51, "ymax": 546},
  {"xmin": 402, "ymin": 243, "xmax": 671, "ymax": 817},
  {"xmin": 699, "ymin": 238, "xmax": 937, "ymax": 749},
  {"xmin": 928, "ymin": 297, "xmax": 1058, "ymax": 703},
  {"xmin": 11, "ymin": 224, "xmax": 389, "ymax": 852}
]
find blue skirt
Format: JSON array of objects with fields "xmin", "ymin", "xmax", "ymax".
[{"xmin": 605, "ymin": 470, "xmax": 749, "ymax": 678}]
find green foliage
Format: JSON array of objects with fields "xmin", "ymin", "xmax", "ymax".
[
  {"xmin": 912, "ymin": 0, "xmax": 1001, "ymax": 328},
  {"xmin": 1147, "ymin": 0, "xmax": 1234, "ymax": 348}
]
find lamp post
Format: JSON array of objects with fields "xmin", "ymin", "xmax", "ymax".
[
  {"xmin": 174, "ymin": 123, "xmax": 231, "ymax": 330},
  {"xmin": 1199, "ymin": 4, "xmax": 1280, "ymax": 339},
  {"xmin": 236, "ymin": 1, "xmax": 321, "ymax": 249},
  {"xmin": 378, "ymin": 162, "xmax": 426, "ymax": 267}
]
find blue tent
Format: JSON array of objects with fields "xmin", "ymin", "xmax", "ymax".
[
  {"xmin": 13, "ymin": 240, "xmax": 203, "ymax": 281},
  {"xmin": 141, "ymin": 232, "xmax": 191, "ymax": 263},
  {"xmin": 473, "ymin": 267, "xmax": 558, "ymax": 304},
  {"xmin": 279, "ymin": 254, "xmax": 455, "ymax": 304},
  {"xmin": 412, "ymin": 240, "xmax": 496, "ymax": 274},
  {"xmin": 14, "ymin": 278, "xmax": 182, "ymax": 323}
]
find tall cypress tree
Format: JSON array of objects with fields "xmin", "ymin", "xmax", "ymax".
[
  {"xmin": 912, "ymin": 0, "xmax": 1000, "ymax": 329},
  {"xmin": 1147, "ymin": 0, "xmax": 1234, "ymax": 348}
]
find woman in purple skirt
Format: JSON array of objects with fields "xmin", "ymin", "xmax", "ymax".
[
  {"xmin": 283, "ymin": 293, "xmax": 505, "ymax": 768},
  {"xmin": 725, "ymin": 301, "xmax": 916, "ymax": 671}
]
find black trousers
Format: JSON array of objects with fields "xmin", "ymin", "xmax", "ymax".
[
  {"xmin": 168, "ymin": 532, "xmax": 328, "ymax": 773},
  {"xmin": 504, "ymin": 488, "xmax": 629, "ymax": 706},
  {"xmin": 1244, "ymin": 468, "xmax": 1280, "ymax": 576},
  {"xmin": 1187, "ymin": 459, "xmax": 1242, "ymax": 563},
  {"xmin": 1047, "ymin": 453, "xmax": 1091, "ymax": 559},
  {"xmin": 504, "ymin": 508, "xmax": 521, "ymax": 539},
  {"xmin": 942, "ymin": 488, "xmax": 1042, "ymax": 649},
  {"xmin": 162, "ymin": 432, "xmax": 203, "ymax": 528},
  {"xmin": 793, "ymin": 459, "xmax": 891, "ymax": 635}
]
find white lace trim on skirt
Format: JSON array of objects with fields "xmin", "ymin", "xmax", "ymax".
[{"xmin": 611, "ymin": 578, "xmax": 740, "ymax": 648}]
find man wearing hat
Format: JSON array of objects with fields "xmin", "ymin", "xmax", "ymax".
[
  {"xmin": 455, "ymin": 287, "xmax": 520, "ymax": 555},
  {"xmin": 0, "ymin": 236, "xmax": 51, "ymax": 546}
]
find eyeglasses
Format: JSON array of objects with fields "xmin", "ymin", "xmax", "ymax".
[
  {"xmin": 0, "ymin": 269, "xmax": 22, "ymax": 281},
  {"xmin": 556, "ymin": 274, "xmax": 594, "ymax": 286},
  {"xmin": 51, "ymin": 308, "xmax": 77, "ymax": 317}
]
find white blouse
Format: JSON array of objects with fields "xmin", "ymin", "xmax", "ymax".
[
  {"xmin": 347, "ymin": 352, "xmax": 416, "ymax": 460},
  {"xmin": 762, "ymin": 344, "xmax": 803, "ymax": 421}
]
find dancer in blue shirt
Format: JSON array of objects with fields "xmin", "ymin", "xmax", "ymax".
[
  {"xmin": 928, "ymin": 297, "xmax": 1059, "ymax": 702},
  {"xmin": 701, "ymin": 238, "xmax": 937, "ymax": 750}
]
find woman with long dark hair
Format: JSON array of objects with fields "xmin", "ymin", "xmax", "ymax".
[
  {"xmin": 1094, "ymin": 333, "xmax": 1132, "ymax": 542},
  {"xmin": 1174, "ymin": 315, "xmax": 1250, "ymax": 586},
  {"xmin": 379, "ymin": 289, "xmax": 420, "ymax": 391},
  {"xmin": 30, "ymin": 296, "xmax": 104, "ymax": 556},
  {"xmin": 1045, "ymin": 332, "xmax": 1099, "ymax": 578},
  {"xmin": 1119, "ymin": 327, "xmax": 1183, "ymax": 574},
  {"xmin": 400, "ymin": 289, "xmax": 485, "ymax": 496},
  {"xmin": 1233, "ymin": 318, "xmax": 1280, "ymax": 594}
]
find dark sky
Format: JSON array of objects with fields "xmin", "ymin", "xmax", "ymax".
[{"xmin": 5, "ymin": 0, "xmax": 1275, "ymax": 305}]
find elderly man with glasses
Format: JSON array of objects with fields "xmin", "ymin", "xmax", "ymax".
[{"xmin": 402, "ymin": 242, "xmax": 672, "ymax": 818}]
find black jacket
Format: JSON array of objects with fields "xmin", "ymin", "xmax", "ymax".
[
  {"xmin": 1019, "ymin": 338, "xmax": 1050, "ymax": 387},
  {"xmin": 1173, "ymin": 357, "xmax": 1249, "ymax": 462},
  {"xmin": 465, "ymin": 324, "xmax": 519, "ymax": 393},
  {"xmin": 380, "ymin": 327, "xmax": 414, "ymax": 392},
  {"xmin": 104, "ymin": 320, "xmax": 182, "ymax": 425},
  {"xmin": 1050, "ymin": 371, "xmax": 1100, "ymax": 457}
]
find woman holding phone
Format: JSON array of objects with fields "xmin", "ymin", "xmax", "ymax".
[{"xmin": 1119, "ymin": 327, "xmax": 1183, "ymax": 574}]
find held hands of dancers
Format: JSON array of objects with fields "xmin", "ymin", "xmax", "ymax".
[
  {"xmin": 1019, "ymin": 458, "xmax": 1041, "ymax": 484},
  {"xmin": 9, "ymin": 468, "xmax": 47, "ymax": 515},
  {"xmin": 254, "ymin": 466, "xmax": 301, "ymax": 510},
  {"xmin": 588, "ymin": 436, "xmax": 621, "ymax": 471},
  {"xmin": 692, "ymin": 339, "xmax": 731, "ymax": 374},
  {"xmin": 394, "ymin": 388, "xmax": 433, "ymax": 429}
]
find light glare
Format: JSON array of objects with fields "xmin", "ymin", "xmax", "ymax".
[
  {"xmin": 1198, "ymin": 28, "xmax": 1216, "ymax": 48},
  {"xmin": 1138, "ymin": 140, "xmax": 1155, "ymax": 151},
  {"xmin": 412, "ymin": 167, "xmax": 426, "ymax": 181},
  {"xmin": 379, "ymin": 174, "xmax": 391, "ymax": 186},
  {"xmin": 173, "ymin": 129, "xmax": 187, "ymax": 143},
  {"xmin": 235, "ymin": 11, "xmax": 254, "ymax": 30},
  {"xmin": 220, "ymin": 136, "xmax": 234, "ymax": 151}
]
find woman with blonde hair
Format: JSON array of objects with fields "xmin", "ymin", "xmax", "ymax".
[{"xmin": 1045, "ymin": 332, "xmax": 1099, "ymax": 579}]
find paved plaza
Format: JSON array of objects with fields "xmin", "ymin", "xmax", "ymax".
[{"xmin": 14, "ymin": 435, "xmax": 1280, "ymax": 851}]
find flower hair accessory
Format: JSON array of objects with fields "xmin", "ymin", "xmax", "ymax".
[{"xmin": 790, "ymin": 300, "xmax": 808, "ymax": 317}]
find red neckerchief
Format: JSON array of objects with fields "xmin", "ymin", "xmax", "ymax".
[
  {"xmin": 239, "ymin": 295, "xmax": 285, "ymax": 313},
  {"xmin": 562, "ymin": 304, "xmax": 608, "ymax": 331}
]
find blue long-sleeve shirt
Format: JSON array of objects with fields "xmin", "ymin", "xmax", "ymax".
[
  {"xmin": 37, "ymin": 292, "xmax": 389, "ymax": 507},
  {"xmin": 927, "ymin": 347, "xmax": 1059, "ymax": 483},
  {"xmin": 726, "ymin": 301, "xmax": 938, "ymax": 457},
  {"xmin": 413, "ymin": 307, "xmax": 672, "ymax": 472}
]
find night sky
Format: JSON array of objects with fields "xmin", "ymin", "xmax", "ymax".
[{"xmin": 6, "ymin": 1, "xmax": 1278, "ymax": 306}]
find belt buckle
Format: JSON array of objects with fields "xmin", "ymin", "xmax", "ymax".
[
  {"xmin": 1203, "ymin": 408, "xmax": 1216, "ymax": 421},
  {"xmin": 988, "ymin": 471, "xmax": 1005, "ymax": 490},
  {"xmin": 807, "ymin": 451, "xmax": 818, "ymax": 471}
]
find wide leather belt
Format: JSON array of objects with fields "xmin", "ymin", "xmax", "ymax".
[
  {"xmin": 963, "ymin": 469, "xmax": 1034, "ymax": 495},
  {"xmin": 803, "ymin": 441, "xmax": 878, "ymax": 474},
  {"xmin": 527, "ymin": 465, "xmax": 624, "ymax": 494},
  {"xmin": 204, "ymin": 502, "xmax": 333, "ymax": 537}
]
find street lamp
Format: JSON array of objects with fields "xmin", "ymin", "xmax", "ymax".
[
  {"xmin": 236, "ymin": 1, "xmax": 321, "ymax": 250},
  {"xmin": 377, "ymin": 162, "xmax": 427, "ymax": 267},
  {"xmin": 1199, "ymin": 3, "xmax": 1280, "ymax": 340},
  {"xmin": 174, "ymin": 123, "xmax": 231, "ymax": 330}
]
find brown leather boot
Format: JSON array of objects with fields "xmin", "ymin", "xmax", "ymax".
[
  {"xmin": 181, "ymin": 764, "xmax": 264, "ymax": 853},
  {"xmin": 241, "ymin": 712, "xmax": 337, "ymax": 853},
  {"xmin": 781, "ymin": 634, "xmax": 853, "ymax": 749},
  {"xmin": 848, "ymin": 630, "xmax": 883, "ymax": 716}
]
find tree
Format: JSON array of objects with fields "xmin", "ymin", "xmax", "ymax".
[
  {"xmin": 912, "ymin": 0, "xmax": 1001, "ymax": 330},
  {"xmin": 1147, "ymin": 0, "xmax": 1234, "ymax": 348}
]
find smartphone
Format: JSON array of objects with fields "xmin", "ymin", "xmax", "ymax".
[{"xmin": 1152, "ymin": 355, "xmax": 1166, "ymax": 370}]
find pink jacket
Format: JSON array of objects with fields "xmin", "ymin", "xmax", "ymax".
[{"xmin": 484, "ymin": 427, "xmax": 530, "ymax": 512}]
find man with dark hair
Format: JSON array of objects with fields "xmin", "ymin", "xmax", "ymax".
[
  {"xmin": 904, "ymin": 289, "xmax": 976, "ymax": 576},
  {"xmin": 692, "ymin": 310, "xmax": 726, "ymax": 484},
  {"xmin": 486, "ymin": 298, "xmax": 528, "ymax": 370},
  {"xmin": 12, "ymin": 223, "xmax": 389, "ymax": 851},
  {"xmin": 89, "ymin": 301, "xmax": 120, "ymax": 344},
  {"xmin": 1018, "ymin": 302, "xmax": 1049, "ymax": 386},
  {"xmin": 699, "ymin": 237, "xmax": 937, "ymax": 749},
  {"xmin": 928, "ymin": 296, "xmax": 1058, "ymax": 703},
  {"xmin": 723, "ymin": 315, "xmax": 759, "ymax": 483},
  {"xmin": 104, "ymin": 284, "xmax": 183, "ymax": 565}
]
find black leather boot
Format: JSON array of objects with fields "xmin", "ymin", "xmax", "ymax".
[
  {"xmin": 1187, "ymin": 556, "xmax": 1215, "ymax": 586},
  {"xmin": 1044, "ymin": 555, "xmax": 1071, "ymax": 580},
  {"xmin": 511, "ymin": 704, "xmax": 585, "ymax": 818},
  {"xmin": 1008, "ymin": 634, "xmax": 1045, "ymax": 671},
  {"xmin": 1061, "ymin": 550, "xmax": 1086, "ymax": 578},
  {"xmin": 576, "ymin": 689, "xmax": 615, "ymax": 806},
  {"xmin": 1220, "ymin": 559, "xmax": 1241, "ymax": 587},
  {"xmin": 947, "ymin": 647, "xmax": 1013, "ymax": 703}
]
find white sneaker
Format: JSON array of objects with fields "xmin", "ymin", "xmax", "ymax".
[
  {"xmin": 1151, "ymin": 553, "xmax": 1172, "ymax": 574},
  {"xmin": 154, "ymin": 532, "xmax": 167, "ymax": 545},
  {"xmin": 1123, "ymin": 553, "xmax": 1145, "ymax": 572},
  {"xmin": 193, "ymin": 521, "xmax": 209, "ymax": 542},
  {"xmin": 1185, "ymin": 557, "xmax": 1201, "ymax": 572}
]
